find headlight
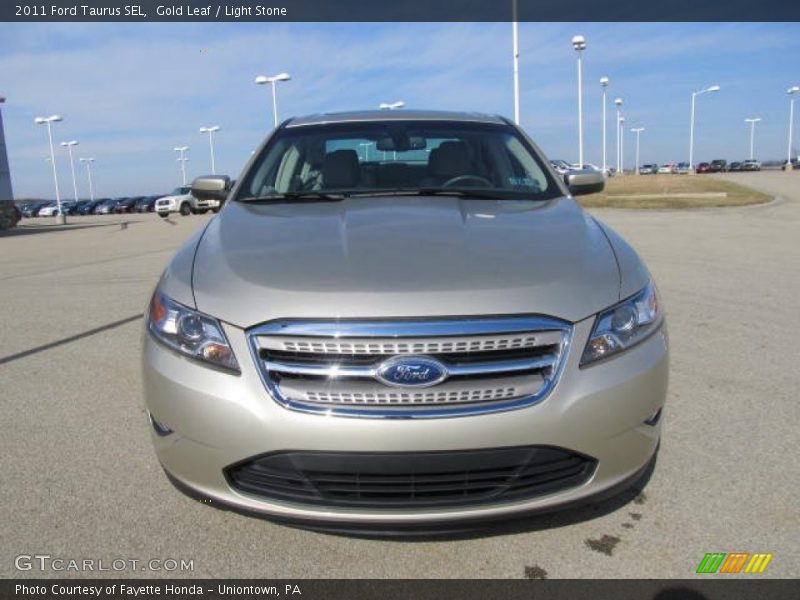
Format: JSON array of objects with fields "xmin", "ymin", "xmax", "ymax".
[
  {"xmin": 147, "ymin": 289, "xmax": 240, "ymax": 373},
  {"xmin": 581, "ymin": 281, "xmax": 663, "ymax": 366}
]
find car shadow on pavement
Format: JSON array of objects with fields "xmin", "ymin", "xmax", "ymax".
[
  {"xmin": 167, "ymin": 447, "xmax": 658, "ymax": 542},
  {"xmin": 0, "ymin": 313, "xmax": 143, "ymax": 366},
  {"xmin": 0, "ymin": 221, "xmax": 134, "ymax": 236}
]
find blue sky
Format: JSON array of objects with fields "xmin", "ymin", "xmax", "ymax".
[{"xmin": 1, "ymin": 22, "xmax": 798, "ymax": 198}]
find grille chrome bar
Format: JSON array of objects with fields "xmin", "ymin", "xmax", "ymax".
[
  {"xmin": 279, "ymin": 373, "xmax": 544, "ymax": 407},
  {"xmin": 257, "ymin": 330, "xmax": 565, "ymax": 355},
  {"xmin": 264, "ymin": 354, "xmax": 558, "ymax": 379},
  {"xmin": 247, "ymin": 316, "xmax": 572, "ymax": 419}
]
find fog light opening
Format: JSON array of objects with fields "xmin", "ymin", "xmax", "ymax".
[
  {"xmin": 644, "ymin": 408, "xmax": 663, "ymax": 426},
  {"xmin": 149, "ymin": 412, "xmax": 174, "ymax": 436}
]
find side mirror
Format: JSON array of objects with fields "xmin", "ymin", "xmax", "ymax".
[
  {"xmin": 191, "ymin": 175, "xmax": 231, "ymax": 202},
  {"xmin": 565, "ymin": 170, "xmax": 604, "ymax": 196}
]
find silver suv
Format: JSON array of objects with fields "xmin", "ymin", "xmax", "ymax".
[
  {"xmin": 155, "ymin": 186, "xmax": 220, "ymax": 217},
  {"xmin": 142, "ymin": 110, "xmax": 668, "ymax": 530}
]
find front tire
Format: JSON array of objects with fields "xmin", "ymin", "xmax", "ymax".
[{"xmin": 179, "ymin": 203, "xmax": 191, "ymax": 216}]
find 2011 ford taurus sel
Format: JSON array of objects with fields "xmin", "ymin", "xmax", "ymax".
[{"xmin": 142, "ymin": 110, "xmax": 668, "ymax": 530}]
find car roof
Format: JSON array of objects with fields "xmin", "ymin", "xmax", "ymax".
[{"xmin": 285, "ymin": 110, "xmax": 509, "ymax": 128}]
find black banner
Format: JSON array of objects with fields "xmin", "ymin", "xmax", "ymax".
[
  {"xmin": 3, "ymin": 580, "xmax": 799, "ymax": 600},
  {"xmin": 2, "ymin": 0, "xmax": 799, "ymax": 22}
]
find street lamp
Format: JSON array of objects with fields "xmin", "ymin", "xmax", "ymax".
[
  {"xmin": 174, "ymin": 146, "xmax": 189, "ymax": 185},
  {"xmin": 60, "ymin": 140, "xmax": 79, "ymax": 202},
  {"xmin": 786, "ymin": 86, "xmax": 800, "ymax": 169},
  {"xmin": 572, "ymin": 35, "xmax": 586, "ymax": 167},
  {"xmin": 512, "ymin": 0, "xmax": 520, "ymax": 124},
  {"xmin": 689, "ymin": 85, "xmax": 720, "ymax": 171},
  {"xmin": 199, "ymin": 126, "xmax": 220, "ymax": 174},
  {"xmin": 379, "ymin": 101, "xmax": 405, "ymax": 110},
  {"xmin": 35, "ymin": 115, "xmax": 64, "ymax": 223},
  {"xmin": 619, "ymin": 117, "xmax": 626, "ymax": 175},
  {"xmin": 358, "ymin": 142, "xmax": 371, "ymax": 162},
  {"xmin": 614, "ymin": 98, "xmax": 623, "ymax": 174},
  {"xmin": 743, "ymin": 118, "xmax": 761, "ymax": 161},
  {"xmin": 600, "ymin": 77, "xmax": 609, "ymax": 175},
  {"xmin": 79, "ymin": 157, "xmax": 95, "ymax": 201},
  {"xmin": 254, "ymin": 72, "xmax": 291, "ymax": 128},
  {"xmin": 631, "ymin": 128, "xmax": 645, "ymax": 175}
]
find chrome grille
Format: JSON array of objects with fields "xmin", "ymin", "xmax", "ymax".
[
  {"xmin": 247, "ymin": 317, "xmax": 572, "ymax": 418},
  {"xmin": 263, "ymin": 330, "xmax": 564, "ymax": 355},
  {"xmin": 305, "ymin": 387, "xmax": 518, "ymax": 405}
]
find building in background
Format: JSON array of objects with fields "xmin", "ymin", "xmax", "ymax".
[{"xmin": 0, "ymin": 96, "xmax": 19, "ymax": 229}]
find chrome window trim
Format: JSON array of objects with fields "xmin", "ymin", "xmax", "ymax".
[{"xmin": 246, "ymin": 316, "xmax": 572, "ymax": 419}]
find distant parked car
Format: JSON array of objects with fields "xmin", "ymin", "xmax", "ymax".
[
  {"xmin": 709, "ymin": 159, "xmax": 727, "ymax": 173},
  {"xmin": 20, "ymin": 202, "xmax": 46, "ymax": 217},
  {"xmin": 741, "ymin": 159, "xmax": 761, "ymax": 171},
  {"xmin": 549, "ymin": 160, "xmax": 571, "ymax": 175},
  {"xmin": 37, "ymin": 202, "xmax": 60, "ymax": 217},
  {"xmin": 675, "ymin": 162, "xmax": 690, "ymax": 175},
  {"xmin": 78, "ymin": 199, "xmax": 104, "ymax": 215},
  {"xmin": 58, "ymin": 201, "xmax": 81, "ymax": 215},
  {"xmin": 728, "ymin": 162, "xmax": 743, "ymax": 172},
  {"xmin": 155, "ymin": 186, "xmax": 220, "ymax": 217},
  {"xmin": 569, "ymin": 163, "xmax": 602, "ymax": 172},
  {"xmin": 95, "ymin": 198, "xmax": 119, "ymax": 214},
  {"xmin": 113, "ymin": 197, "xmax": 138, "ymax": 214},
  {"xmin": 70, "ymin": 200, "xmax": 92, "ymax": 214},
  {"xmin": 696, "ymin": 162, "xmax": 712, "ymax": 174},
  {"xmin": 658, "ymin": 164, "xmax": 676, "ymax": 174},
  {"xmin": 134, "ymin": 196, "xmax": 158, "ymax": 212},
  {"xmin": 639, "ymin": 164, "xmax": 658, "ymax": 175}
]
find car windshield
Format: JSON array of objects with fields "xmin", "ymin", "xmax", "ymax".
[
  {"xmin": 236, "ymin": 120, "xmax": 559, "ymax": 201},
  {"xmin": 171, "ymin": 187, "xmax": 189, "ymax": 195}
]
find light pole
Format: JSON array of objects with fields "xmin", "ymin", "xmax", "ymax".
[
  {"xmin": 174, "ymin": 146, "xmax": 189, "ymax": 185},
  {"xmin": 743, "ymin": 118, "xmax": 761, "ymax": 160},
  {"xmin": 614, "ymin": 98, "xmax": 623, "ymax": 175},
  {"xmin": 619, "ymin": 117, "xmax": 626, "ymax": 175},
  {"xmin": 199, "ymin": 126, "xmax": 220, "ymax": 174},
  {"xmin": 60, "ymin": 140, "xmax": 79, "ymax": 202},
  {"xmin": 600, "ymin": 77, "xmax": 609, "ymax": 175},
  {"xmin": 689, "ymin": 85, "xmax": 720, "ymax": 172},
  {"xmin": 512, "ymin": 0, "xmax": 520, "ymax": 124},
  {"xmin": 254, "ymin": 72, "xmax": 291, "ymax": 128},
  {"xmin": 79, "ymin": 157, "xmax": 95, "ymax": 201},
  {"xmin": 572, "ymin": 35, "xmax": 586, "ymax": 168},
  {"xmin": 787, "ymin": 86, "xmax": 800, "ymax": 169},
  {"xmin": 35, "ymin": 115, "xmax": 64, "ymax": 223},
  {"xmin": 359, "ymin": 142, "xmax": 371, "ymax": 162},
  {"xmin": 631, "ymin": 128, "xmax": 644, "ymax": 175},
  {"xmin": 379, "ymin": 101, "xmax": 405, "ymax": 110}
]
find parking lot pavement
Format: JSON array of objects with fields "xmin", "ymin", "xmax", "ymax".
[{"xmin": 1, "ymin": 173, "xmax": 798, "ymax": 579}]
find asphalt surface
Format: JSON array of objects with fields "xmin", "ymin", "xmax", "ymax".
[{"xmin": 1, "ymin": 172, "xmax": 798, "ymax": 579}]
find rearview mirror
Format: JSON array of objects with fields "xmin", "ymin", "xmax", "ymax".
[
  {"xmin": 376, "ymin": 136, "xmax": 426, "ymax": 152},
  {"xmin": 191, "ymin": 175, "xmax": 231, "ymax": 202},
  {"xmin": 565, "ymin": 170, "xmax": 604, "ymax": 196}
]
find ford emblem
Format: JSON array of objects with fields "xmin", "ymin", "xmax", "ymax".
[{"xmin": 375, "ymin": 356, "xmax": 448, "ymax": 388}]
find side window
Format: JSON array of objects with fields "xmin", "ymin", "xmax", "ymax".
[
  {"xmin": 502, "ymin": 135, "xmax": 548, "ymax": 192},
  {"xmin": 274, "ymin": 145, "xmax": 301, "ymax": 192}
]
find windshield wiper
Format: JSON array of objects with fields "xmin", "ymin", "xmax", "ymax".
[
  {"xmin": 237, "ymin": 191, "xmax": 347, "ymax": 203},
  {"xmin": 348, "ymin": 188, "xmax": 537, "ymax": 200}
]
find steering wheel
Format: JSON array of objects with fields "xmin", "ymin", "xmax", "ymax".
[{"xmin": 441, "ymin": 175, "xmax": 493, "ymax": 188}]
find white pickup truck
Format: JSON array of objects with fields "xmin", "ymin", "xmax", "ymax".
[{"xmin": 155, "ymin": 186, "xmax": 220, "ymax": 218}]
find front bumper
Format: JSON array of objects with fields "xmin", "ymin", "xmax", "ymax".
[
  {"xmin": 142, "ymin": 316, "xmax": 668, "ymax": 526},
  {"xmin": 156, "ymin": 200, "xmax": 177, "ymax": 213}
]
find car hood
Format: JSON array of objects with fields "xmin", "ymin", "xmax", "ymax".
[{"xmin": 191, "ymin": 196, "xmax": 624, "ymax": 327}]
